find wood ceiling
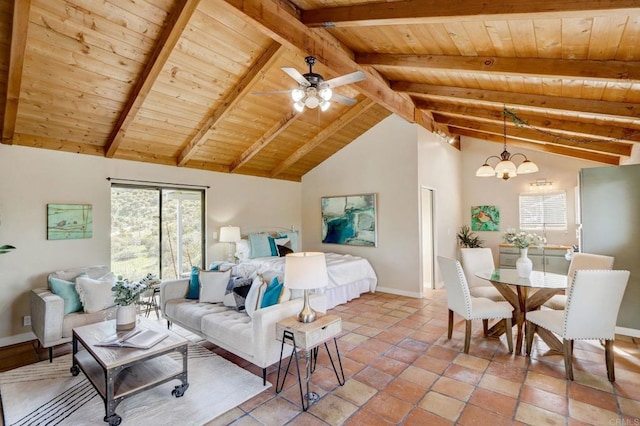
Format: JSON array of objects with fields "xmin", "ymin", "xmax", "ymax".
[{"xmin": 1, "ymin": 1, "xmax": 638, "ymax": 182}]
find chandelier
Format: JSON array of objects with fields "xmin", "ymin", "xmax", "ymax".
[
  {"xmin": 475, "ymin": 108, "xmax": 539, "ymax": 180},
  {"xmin": 291, "ymin": 85, "xmax": 332, "ymax": 112}
]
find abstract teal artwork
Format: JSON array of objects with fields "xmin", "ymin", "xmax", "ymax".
[
  {"xmin": 47, "ymin": 204, "xmax": 93, "ymax": 240},
  {"xmin": 471, "ymin": 205, "xmax": 500, "ymax": 231},
  {"xmin": 321, "ymin": 194, "xmax": 376, "ymax": 247}
]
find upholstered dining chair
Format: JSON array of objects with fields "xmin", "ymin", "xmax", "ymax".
[
  {"xmin": 460, "ymin": 248, "xmax": 506, "ymax": 301},
  {"xmin": 437, "ymin": 256, "xmax": 513, "ymax": 354},
  {"xmin": 544, "ymin": 252, "xmax": 615, "ymax": 310},
  {"xmin": 525, "ymin": 269, "xmax": 630, "ymax": 382}
]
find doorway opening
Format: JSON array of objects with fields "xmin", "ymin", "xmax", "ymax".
[{"xmin": 420, "ymin": 186, "xmax": 435, "ymax": 294}]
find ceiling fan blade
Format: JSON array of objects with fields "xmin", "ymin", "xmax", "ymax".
[
  {"xmin": 324, "ymin": 70, "xmax": 366, "ymax": 88},
  {"xmin": 281, "ymin": 67, "xmax": 310, "ymax": 86},
  {"xmin": 252, "ymin": 89, "xmax": 292, "ymax": 96},
  {"xmin": 332, "ymin": 93, "xmax": 358, "ymax": 106}
]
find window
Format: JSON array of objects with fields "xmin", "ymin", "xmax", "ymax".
[
  {"xmin": 111, "ymin": 185, "xmax": 205, "ymax": 280},
  {"xmin": 519, "ymin": 191, "xmax": 567, "ymax": 231}
]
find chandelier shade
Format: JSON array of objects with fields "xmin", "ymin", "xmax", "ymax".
[{"xmin": 476, "ymin": 107, "xmax": 539, "ymax": 181}]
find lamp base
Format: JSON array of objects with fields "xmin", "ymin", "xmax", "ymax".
[{"xmin": 296, "ymin": 289, "xmax": 317, "ymax": 323}]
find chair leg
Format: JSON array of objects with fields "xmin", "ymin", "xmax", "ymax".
[
  {"xmin": 504, "ymin": 317, "xmax": 513, "ymax": 353},
  {"xmin": 605, "ymin": 339, "xmax": 615, "ymax": 382},
  {"xmin": 482, "ymin": 319, "xmax": 489, "ymax": 337},
  {"xmin": 525, "ymin": 321, "xmax": 535, "ymax": 356},
  {"xmin": 463, "ymin": 320, "xmax": 471, "ymax": 354},
  {"xmin": 49, "ymin": 346, "xmax": 53, "ymax": 363},
  {"xmin": 447, "ymin": 309, "xmax": 453, "ymax": 339},
  {"xmin": 563, "ymin": 338, "xmax": 574, "ymax": 380}
]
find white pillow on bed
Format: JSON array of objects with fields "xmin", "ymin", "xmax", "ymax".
[{"xmin": 235, "ymin": 239, "xmax": 251, "ymax": 261}]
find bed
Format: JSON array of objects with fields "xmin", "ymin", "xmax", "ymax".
[{"xmin": 231, "ymin": 252, "xmax": 377, "ymax": 309}]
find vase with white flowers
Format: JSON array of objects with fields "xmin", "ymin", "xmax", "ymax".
[
  {"xmin": 112, "ymin": 274, "xmax": 160, "ymax": 330},
  {"xmin": 503, "ymin": 228, "xmax": 546, "ymax": 278}
]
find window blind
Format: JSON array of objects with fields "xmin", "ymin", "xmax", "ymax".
[{"xmin": 519, "ymin": 191, "xmax": 567, "ymax": 231}]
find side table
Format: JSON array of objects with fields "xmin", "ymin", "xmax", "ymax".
[{"xmin": 275, "ymin": 314, "xmax": 345, "ymax": 411}]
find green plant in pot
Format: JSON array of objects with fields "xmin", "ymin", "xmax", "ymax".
[{"xmin": 457, "ymin": 225, "xmax": 484, "ymax": 248}]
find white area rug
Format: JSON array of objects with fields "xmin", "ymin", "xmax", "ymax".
[{"xmin": 0, "ymin": 344, "xmax": 269, "ymax": 425}]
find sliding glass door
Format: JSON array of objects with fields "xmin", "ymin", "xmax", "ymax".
[{"xmin": 111, "ymin": 185, "xmax": 205, "ymax": 280}]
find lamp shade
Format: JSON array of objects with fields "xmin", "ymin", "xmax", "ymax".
[
  {"xmin": 284, "ymin": 252, "xmax": 328, "ymax": 290},
  {"xmin": 219, "ymin": 226, "xmax": 241, "ymax": 243},
  {"xmin": 475, "ymin": 163, "xmax": 495, "ymax": 177},
  {"xmin": 516, "ymin": 159, "xmax": 539, "ymax": 174}
]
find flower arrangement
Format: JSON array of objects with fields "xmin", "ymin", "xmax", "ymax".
[
  {"xmin": 502, "ymin": 228, "xmax": 545, "ymax": 249},
  {"xmin": 112, "ymin": 273, "xmax": 160, "ymax": 306}
]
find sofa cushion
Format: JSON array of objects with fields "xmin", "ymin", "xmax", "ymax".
[
  {"xmin": 164, "ymin": 299, "xmax": 230, "ymax": 332},
  {"xmin": 199, "ymin": 270, "xmax": 231, "ymax": 303},
  {"xmin": 201, "ymin": 309, "xmax": 253, "ymax": 357},
  {"xmin": 75, "ymin": 273, "xmax": 116, "ymax": 313},
  {"xmin": 61, "ymin": 306, "xmax": 118, "ymax": 338},
  {"xmin": 49, "ymin": 276, "xmax": 83, "ymax": 315}
]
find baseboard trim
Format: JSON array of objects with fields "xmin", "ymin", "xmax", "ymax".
[
  {"xmin": 0, "ymin": 331, "xmax": 36, "ymax": 348},
  {"xmin": 615, "ymin": 326, "xmax": 640, "ymax": 338},
  {"xmin": 375, "ymin": 286, "xmax": 421, "ymax": 299}
]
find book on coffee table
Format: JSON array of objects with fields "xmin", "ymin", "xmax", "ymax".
[{"xmin": 97, "ymin": 328, "xmax": 169, "ymax": 349}]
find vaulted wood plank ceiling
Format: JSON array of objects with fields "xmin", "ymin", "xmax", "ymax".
[{"xmin": 1, "ymin": 0, "xmax": 638, "ymax": 182}]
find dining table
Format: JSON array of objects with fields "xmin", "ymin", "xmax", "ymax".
[{"xmin": 475, "ymin": 268, "xmax": 567, "ymax": 355}]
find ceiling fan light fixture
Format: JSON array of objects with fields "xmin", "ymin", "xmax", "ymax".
[
  {"xmin": 305, "ymin": 95, "xmax": 320, "ymax": 109},
  {"xmin": 291, "ymin": 88, "xmax": 305, "ymax": 102},
  {"xmin": 319, "ymin": 87, "xmax": 332, "ymax": 101},
  {"xmin": 319, "ymin": 100, "xmax": 330, "ymax": 111},
  {"xmin": 293, "ymin": 101, "xmax": 305, "ymax": 113}
]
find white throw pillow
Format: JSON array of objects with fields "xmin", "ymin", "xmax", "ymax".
[
  {"xmin": 199, "ymin": 270, "xmax": 231, "ymax": 303},
  {"xmin": 75, "ymin": 273, "xmax": 116, "ymax": 313},
  {"xmin": 244, "ymin": 275, "xmax": 266, "ymax": 318}
]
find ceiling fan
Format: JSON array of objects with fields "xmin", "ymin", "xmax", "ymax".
[{"xmin": 253, "ymin": 56, "xmax": 366, "ymax": 112}]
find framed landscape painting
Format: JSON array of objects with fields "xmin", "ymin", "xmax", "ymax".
[
  {"xmin": 471, "ymin": 205, "xmax": 500, "ymax": 231},
  {"xmin": 321, "ymin": 194, "xmax": 377, "ymax": 247},
  {"xmin": 47, "ymin": 204, "xmax": 93, "ymax": 240}
]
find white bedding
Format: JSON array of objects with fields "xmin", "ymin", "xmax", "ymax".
[{"xmin": 233, "ymin": 252, "xmax": 377, "ymax": 293}]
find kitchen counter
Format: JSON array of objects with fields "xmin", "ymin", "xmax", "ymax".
[{"xmin": 499, "ymin": 244, "xmax": 571, "ymax": 274}]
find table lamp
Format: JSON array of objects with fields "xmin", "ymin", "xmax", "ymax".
[
  {"xmin": 219, "ymin": 226, "xmax": 241, "ymax": 262},
  {"xmin": 284, "ymin": 252, "xmax": 328, "ymax": 323}
]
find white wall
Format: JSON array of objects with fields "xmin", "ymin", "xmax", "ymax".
[
  {"xmin": 460, "ymin": 137, "xmax": 603, "ymax": 263},
  {"xmin": 301, "ymin": 115, "xmax": 463, "ymax": 297},
  {"xmin": 0, "ymin": 144, "xmax": 300, "ymax": 341}
]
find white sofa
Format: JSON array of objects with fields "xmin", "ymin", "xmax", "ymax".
[
  {"xmin": 30, "ymin": 265, "xmax": 117, "ymax": 361},
  {"xmin": 160, "ymin": 277, "xmax": 327, "ymax": 385}
]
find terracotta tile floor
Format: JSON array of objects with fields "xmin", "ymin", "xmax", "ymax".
[
  {"xmin": 207, "ymin": 289, "xmax": 640, "ymax": 425},
  {"xmin": 1, "ymin": 289, "xmax": 639, "ymax": 425}
]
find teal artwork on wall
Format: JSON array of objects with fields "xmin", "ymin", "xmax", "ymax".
[
  {"xmin": 321, "ymin": 194, "xmax": 377, "ymax": 247},
  {"xmin": 47, "ymin": 204, "xmax": 93, "ymax": 240},
  {"xmin": 471, "ymin": 205, "xmax": 500, "ymax": 231}
]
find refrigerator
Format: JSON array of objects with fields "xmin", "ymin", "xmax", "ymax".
[{"xmin": 579, "ymin": 163, "xmax": 640, "ymax": 335}]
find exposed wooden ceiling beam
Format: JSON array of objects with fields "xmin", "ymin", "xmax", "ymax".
[
  {"xmin": 177, "ymin": 42, "xmax": 285, "ymax": 166},
  {"xmin": 357, "ymin": 53, "xmax": 640, "ymax": 83},
  {"xmin": 270, "ymin": 98, "xmax": 376, "ymax": 177},
  {"xmin": 229, "ymin": 112, "xmax": 301, "ymax": 173},
  {"xmin": 302, "ymin": 0, "xmax": 640, "ymax": 28},
  {"xmin": 414, "ymin": 100, "xmax": 640, "ymax": 143},
  {"xmin": 392, "ymin": 82, "xmax": 640, "ymax": 120},
  {"xmin": 435, "ymin": 114, "xmax": 633, "ymax": 156},
  {"xmin": 457, "ymin": 129, "xmax": 621, "ymax": 165},
  {"xmin": 220, "ymin": 0, "xmax": 422, "ymax": 128},
  {"xmin": 2, "ymin": 0, "xmax": 31, "ymax": 144},
  {"xmin": 104, "ymin": 0, "xmax": 200, "ymax": 158}
]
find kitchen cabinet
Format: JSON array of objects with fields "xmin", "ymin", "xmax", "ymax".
[{"xmin": 499, "ymin": 244, "xmax": 570, "ymax": 275}]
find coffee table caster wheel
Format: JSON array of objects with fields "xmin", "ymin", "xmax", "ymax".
[
  {"xmin": 70, "ymin": 365, "xmax": 80, "ymax": 376},
  {"xmin": 172, "ymin": 383, "xmax": 189, "ymax": 397},
  {"xmin": 104, "ymin": 414, "xmax": 121, "ymax": 425}
]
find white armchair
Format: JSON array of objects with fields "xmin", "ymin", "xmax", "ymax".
[
  {"xmin": 526, "ymin": 269, "xmax": 630, "ymax": 381},
  {"xmin": 30, "ymin": 265, "xmax": 117, "ymax": 361},
  {"xmin": 544, "ymin": 252, "xmax": 615, "ymax": 310},
  {"xmin": 438, "ymin": 256, "xmax": 513, "ymax": 354},
  {"xmin": 460, "ymin": 248, "xmax": 505, "ymax": 301}
]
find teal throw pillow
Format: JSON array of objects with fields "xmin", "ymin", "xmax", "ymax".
[
  {"xmin": 268, "ymin": 237, "xmax": 279, "ymax": 256},
  {"xmin": 187, "ymin": 266, "xmax": 200, "ymax": 299},
  {"xmin": 49, "ymin": 276, "xmax": 83, "ymax": 315},
  {"xmin": 260, "ymin": 276, "xmax": 283, "ymax": 308}
]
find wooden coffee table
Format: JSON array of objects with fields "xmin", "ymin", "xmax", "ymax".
[{"xmin": 70, "ymin": 317, "xmax": 189, "ymax": 426}]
